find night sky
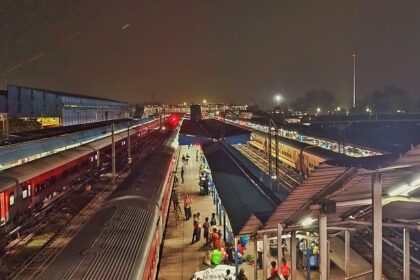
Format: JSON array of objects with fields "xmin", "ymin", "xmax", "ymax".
[{"xmin": 0, "ymin": 1, "xmax": 419, "ymax": 107}]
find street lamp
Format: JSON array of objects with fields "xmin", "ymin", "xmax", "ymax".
[
  {"xmin": 183, "ymin": 102, "xmax": 187, "ymax": 106},
  {"xmin": 316, "ymin": 107, "xmax": 321, "ymax": 114},
  {"xmin": 203, "ymin": 99, "xmax": 207, "ymax": 104},
  {"xmin": 274, "ymin": 94, "xmax": 283, "ymax": 107}
]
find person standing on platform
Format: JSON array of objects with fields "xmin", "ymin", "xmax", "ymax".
[
  {"xmin": 203, "ymin": 217, "xmax": 210, "ymax": 243},
  {"xmin": 184, "ymin": 194, "xmax": 192, "ymax": 220},
  {"xmin": 267, "ymin": 261, "xmax": 279, "ymax": 280},
  {"xmin": 196, "ymin": 212, "xmax": 202, "ymax": 241},
  {"xmin": 281, "ymin": 258, "xmax": 290, "ymax": 280},
  {"xmin": 224, "ymin": 269, "xmax": 233, "ymax": 280},
  {"xmin": 171, "ymin": 190, "xmax": 178, "ymax": 211},
  {"xmin": 181, "ymin": 167, "xmax": 185, "ymax": 184},
  {"xmin": 212, "ymin": 228, "xmax": 221, "ymax": 250},
  {"xmin": 236, "ymin": 268, "xmax": 248, "ymax": 280},
  {"xmin": 191, "ymin": 214, "xmax": 198, "ymax": 244},
  {"xmin": 210, "ymin": 213, "xmax": 217, "ymax": 226}
]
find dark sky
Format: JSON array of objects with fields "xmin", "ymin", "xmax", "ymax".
[{"xmin": 0, "ymin": 1, "xmax": 419, "ymax": 107}]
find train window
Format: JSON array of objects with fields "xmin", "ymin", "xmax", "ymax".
[
  {"xmin": 28, "ymin": 185, "xmax": 32, "ymax": 197},
  {"xmin": 22, "ymin": 190, "xmax": 28, "ymax": 199},
  {"xmin": 9, "ymin": 194, "xmax": 14, "ymax": 206}
]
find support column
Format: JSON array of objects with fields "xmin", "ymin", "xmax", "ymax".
[
  {"xmin": 223, "ymin": 211, "xmax": 227, "ymax": 242},
  {"xmin": 291, "ymin": 231, "xmax": 297, "ymax": 280},
  {"xmin": 254, "ymin": 235, "xmax": 258, "ymax": 280},
  {"xmin": 277, "ymin": 224, "xmax": 283, "ymax": 267},
  {"xmin": 234, "ymin": 237, "xmax": 239, "ymax": 275},
  {"xmin": 327, "ymin": 240, "xmax": 331, "ymax": 279},
  {"xmin": 263, "ymin": 234, "xmax": 268, "ymax": 280},
  {"xmin": 344, "ymin": 230, "xmax": 350, "ymax": 277},
  {"xmin": 111, "ymin": 122, "xmax": 116, "ymax": 183},
  {"xmin": 372, "ymin": 173, "xmax": 382, "ymax": 280},
  {"xmin": 127, "ymin": 120, "xmax": 132, "ymax": 164},
  {"xmin": 319, "ymin": 213, "xmax": 328, "ymax": 280},
  {"xmin": 403, "ymin": 228, "xmax": 410, "ymax": 280}
]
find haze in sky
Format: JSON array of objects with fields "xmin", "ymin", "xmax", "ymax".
[{"xmin": 0, "ymin": 0, "xmax": 419, "ymax": 107}]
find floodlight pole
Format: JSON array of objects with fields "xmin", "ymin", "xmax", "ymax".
[{"xmin": 353, "ymin": 54, "xmax": 356, "ymax": 109}]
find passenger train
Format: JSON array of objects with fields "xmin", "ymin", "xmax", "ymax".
[
  {"xmin": 0, "ymin": 117, "xmax": 171, "ymax": 227},
  {"xmin": 250, "ymin": 131, "xmax": 347, "ymax": 176},
  {"xmin": 36, "ymin": 124, "xmax": 180, "ymax": 280}
]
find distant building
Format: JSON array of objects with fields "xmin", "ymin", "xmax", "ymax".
[
  {"xmin": 4, "ymin": 85, "xmax": 128, "ymax": 126},
  {"xmin": 190, "ymin": 104, "xmax": 202, "ymax": 121}
]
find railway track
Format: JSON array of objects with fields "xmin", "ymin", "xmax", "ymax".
[
  {"xmin": 233, "ymin": 142, "xmax": 303, "ymax": 191},
  {"xmin": 7, "ymin": 132, "xmax": 167, "ymax": 280},
  {"xmin": 348, "ymin": 229, "xmax": 420, "ymax": 280}
]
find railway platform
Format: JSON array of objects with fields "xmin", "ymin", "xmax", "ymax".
[
  {"xmin": 158, "ymin": 144, "xmax": 348, "ymax": 280},
  {"xmin": 159, "ymin": 144, "xmax": 217, "ymax": 280}
]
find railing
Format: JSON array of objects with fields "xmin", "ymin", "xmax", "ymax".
[{"xmin": 344, "ymin": 270, "xmax": 387, "ymax": 280}]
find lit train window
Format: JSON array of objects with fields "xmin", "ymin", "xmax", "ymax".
[
  {"xmin": 22, "ymin": 190, "xmax": 28, "ymax": 199},
  {"xmin": 28, "ymin": 185, "xmax": 32, "ymax": 197},
  {"xmin": 9, "ymin": 194, "xmax": 14, "ymax": 206}
]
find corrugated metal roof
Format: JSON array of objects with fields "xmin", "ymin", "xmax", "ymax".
[
  {"xmin": 203, "ymin": 142, "xmax": 276, "ymax": 235},
  {"xmin": 264, "ymin": 144, "xmax": 420, "ymax": 229},
  {"xmin": 264, "ymin": 164, "xmax": 350, "ymax": 228}
]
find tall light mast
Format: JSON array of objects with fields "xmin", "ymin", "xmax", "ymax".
[{"xmin": 353, "ymin": 54, "xmax": 356, "ymax": 109}]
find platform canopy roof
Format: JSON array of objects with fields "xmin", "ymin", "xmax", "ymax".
[
  {"xmin": 263, "ymin": 144, "xmax": 420, "ymax": 232},
  {"xmin": 203, "ymin": 142, "xmax": 276, "ymax": 236}
]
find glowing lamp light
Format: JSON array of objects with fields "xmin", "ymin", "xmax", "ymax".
[
  {"xmin": 389, "ymin": 177, "xmax": 420, "ymax": 196},
  {"xmin": 301, "ymin": 217, "xmax": 316, "ymax": 226}
]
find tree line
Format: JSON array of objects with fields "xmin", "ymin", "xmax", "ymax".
[{"xmin": 289, "ymin": 86, "xmax": 420, "ymax": 114}]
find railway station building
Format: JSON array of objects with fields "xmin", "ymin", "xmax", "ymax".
[{"xmin": 3, "ymin": 85, "xmax": 129, "ymax": 127}]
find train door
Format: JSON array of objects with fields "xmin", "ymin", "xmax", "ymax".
[{"xmin": 0, "ymin": 191, "xmax": 9, "ymax": 224}]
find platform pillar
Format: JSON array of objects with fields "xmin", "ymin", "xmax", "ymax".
[
  {"xmin": 344, "ymin": 229, "xmax": 350, "ymax": 277},
  {"xmin": 263, "ymin": 233, "xmax": 268, "ymax": 280},
  {"xmin": 403, "ymin": 228, "xmax": 410, "ymax": 280},
  {"xmin": 277, "ymin": 224, "xmax": 283, "ymax": 267},
  {"xmin": 254, "ymin": 235, "xmax": 258, "ymax": 280},
  {"xmin": 319, "ymin": 213, "xmax": 328, "ymax": 280},
  {"xmin": 291, "ymin": 231, "xmax": 297, "ymax": 280}
]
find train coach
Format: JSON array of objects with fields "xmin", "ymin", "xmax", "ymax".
[
  {"xmin": 0, "ymin": 119, "xmax": 163, "ymax": 227},
  {"xmin": 250, "ymin": 131, "xmax": 347, "ymax": 176},
  {"xmin": 36, "ymin": 126, "xmax": 179, "ymax": 280}
]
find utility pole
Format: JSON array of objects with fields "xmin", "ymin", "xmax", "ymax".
[
  {"xmin": 127, "ymin": 120, "xmax": 132, "ymax": 164},
  {"xmin": 353, "ymin": 54, "xmax": 356, "ymax": 109},
  {"xmin": 111, "ymin": 122, "xmax": 116, "ymax": 183}
]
